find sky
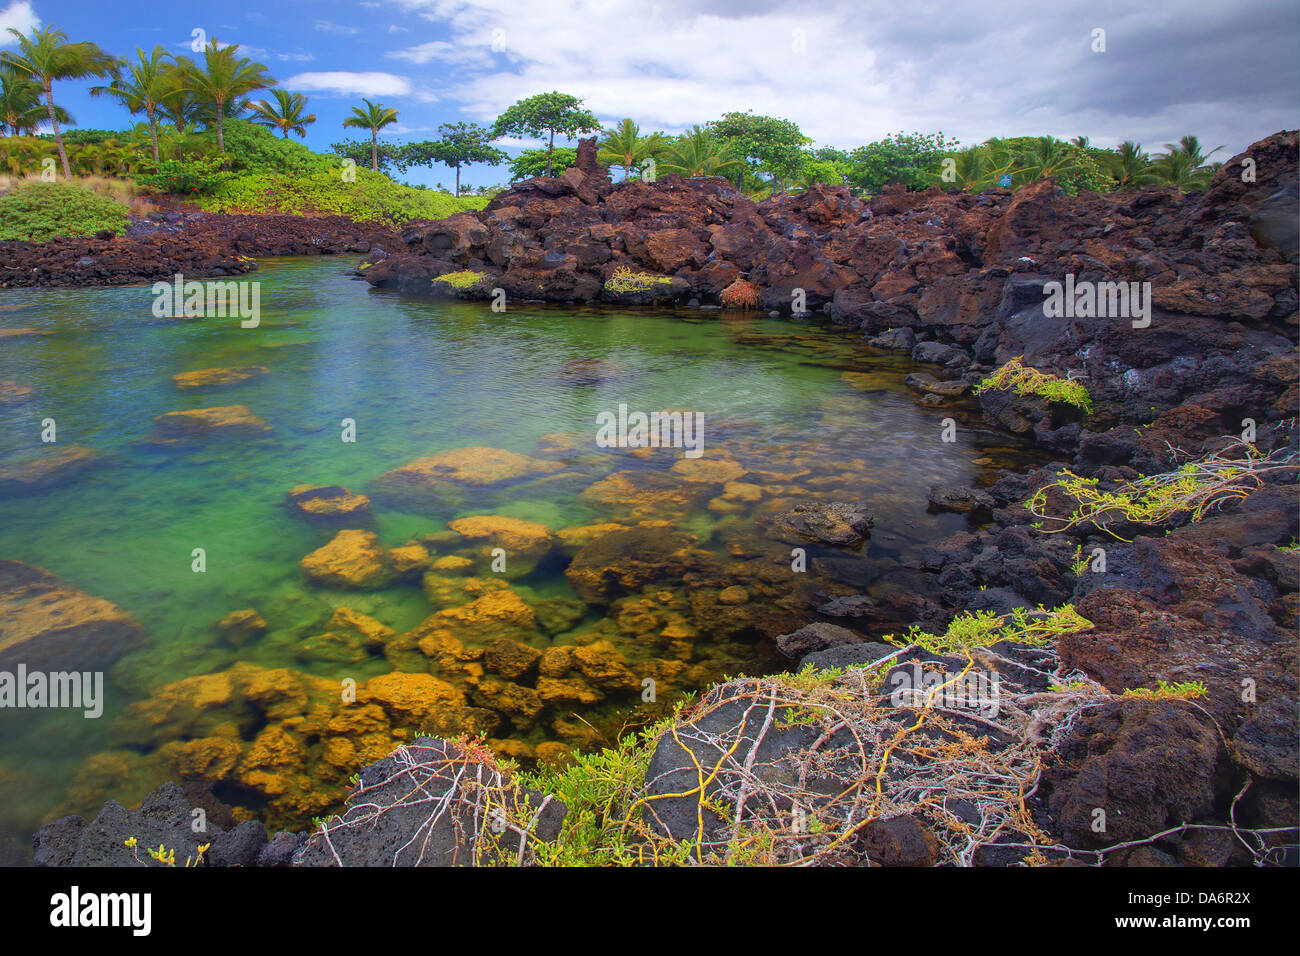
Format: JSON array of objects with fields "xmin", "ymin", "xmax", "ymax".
[{"xmin": 3, "ymin": 0, "xmax": 1298, "ymax": 189}]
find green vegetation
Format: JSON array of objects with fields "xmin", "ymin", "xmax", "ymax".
[
  {"xmin": 719, "ymin": 277, "xmax": 762, "ymax": 309},
  {"xmin": 432, "ymin": 270, "xmax": 488, "ymax": 290},
  {"xmin": 0, "ymin": 180, "xmax": 128, "ymax": 240},
  {"xmin": 491, "ymin": 91, "xmax": 601, "ymax": 179},
  {"xmin": 597, "ymin": 118, "xmax": 663, "ymax": 180},
  {"xmin": 659, "ymin": 125, "xmax": 742, "ymax": 178},
  {"xmin": 508, "ymin": 146, "xmax": 577, "ymax": 181},
  {"xmin": 883, "ymin": 604, "xmax": 1094, "ymax": 655},
  {"xmin": 975, "ymin": 356, "xmax": 1094, "ymax": 413},
  {"xmin": 342, "ymin": 98, "xmax": 399, "ymax": 172},
  {"xmin": 1121, "ymin": 680, "xmax": 1209, "ymax": 701},
  {"xmin": 1024, "ymin": 440, "xmax": 1299, "ymax": 540},
  {"xmin": 180, "ymin": 38, "xmax": 274, "ymax": 154},
  {"xmin": 248, "ymin": 89, "xmax": 315, "ymax": 140},
  {"xmin": 201, "ymin": 167, "xmax": 487, "ymax": 225},
  {"xmin": 603, "ymin": 265, "xmax": 674, "ymax": 294},
  {"xmin": 401, "ymin": 122, "xmax": 505, "ymax": 195}
]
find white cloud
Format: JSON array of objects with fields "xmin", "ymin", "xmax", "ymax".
[
  {"xmin": 315, "ymin": 20, "xmax": 360, "ymax": 36},
  {"xmin": 0, "ymin": 0, "xmax": 40, "ymax": 43},
  {"xmin": 286, "ymin": 71, "xmax": 413, "ymax": 97},
  {"xmin": 379, "ymin": 0, "xmax": 1298, "ymax": 156}
]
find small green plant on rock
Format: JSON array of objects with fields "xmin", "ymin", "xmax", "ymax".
[
  {"xmin": 974, "ymin": 356, "xmax": 1093, "ymax": 413},
  {"xmin": 883, "ymin": 604, "xmax": 1094, "ymax": 655},
  {"xmin": 433, "ymin": 270, "xmax": 487, "ymax": 290},
  {"xmin": 1121, "ymin": 679, "xmax": 1208, "ymax": 701}
]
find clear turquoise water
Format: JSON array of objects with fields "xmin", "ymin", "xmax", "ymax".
[{"xmin": 0, "ymin": 255, "xmax": 1040, "ymax": 852}]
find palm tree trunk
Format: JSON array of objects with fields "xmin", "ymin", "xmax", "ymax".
[
  {"xmin": 44, "ymin": 86, "xmax": 71, "ymax": 179},
  {"xmin": 147, "ymin": 107, "xmax": 160, "ymax": 165},
  {"xmin": 546, "ymin": 129, "xmax": 554, "ymax": 177},
  {"xmin": 371, "ymin": 129, "xmax": 378, "ymax": 172},
  {"xmin": 455, "ymin": 165, "xmax": 460, "ymax": 194},
  {"xmin": 216, "ymin": 100, "xmax": 225, "ymax": 153}
]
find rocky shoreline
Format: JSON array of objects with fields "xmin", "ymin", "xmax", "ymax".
[{"xmin": 11, "ymin": 132, "xmax": 1299, "ymax": 866}]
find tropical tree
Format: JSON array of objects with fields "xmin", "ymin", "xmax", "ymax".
[
  {"xmin": 0, "ymin": 64, "xmax": 71, "ymax": 136},
  {"xmin": 1015, "ymin": 136, "xmax": 1081, "ymax": 182},
  {"xmin": 597, "ymin": 118, "xmax": 663, "ymax": 180},
  {"xmin": 1, "ymin": 25, "xmax": 119, "ymax": 178},
  {"xmin": 659, "ymin": 126, "xmax": 742, "ymax": 178},
  {"xmin": 342, "ymin": 98, "xmax": 399, "ymax": 172},
  {"xmin": 181, "ymin": 38, "xmax": 274, "ymax": 153},
  {"xmin": 844, "ymin": 131, "xmax": 960, "ymax": 193},
  {"xmin": 706, "ymin": 111, "xmax": 811, "ymax": 192},
  {"xmin": 402, "ymin": 122, "xmax": 505, "ymax": 194},
  {"xmin": 1152, "ymin": 135, "xmax": 1224, "ymax": 190},
  {"xmin": 90, "ymin": 46, "xmax": 175, "ymax": 164},
  {"xmin": 249, "ymin": 88, "xmax": 316, "ymax": 139},
  {"xmin": 491, "ymin": 91, "xmax": 601, "ymax": 178},
  {"xmin": 922, "ymin": 143, "xmax": 1020, "ymax": 192},
  {"xmin": 507, "ymin": 146, "xmax": 577, "ymax": 181},
  {"xmin": 1108, "ymin": 141, "xmax": 1160, "ymax": 188}
]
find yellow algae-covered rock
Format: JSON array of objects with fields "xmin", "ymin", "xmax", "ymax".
[
  {"xmin": 111, "ymin": 671, "xmax": 237, "ymax": 746},
  {"xmin": 489, "ymin": 738, "xmax": 537, "ymax": 762},
  {"xmin": 447, "ymin": 514, "xmax": 556, "ymax": 577},
  {"xmin": 171, "ymin": 366, "xmax": 268, "ymax": 390},
  {"xmin": 0, "ymin": 445, "xmax": 99, "ymax": 496},
  {"xmin": 670, "ymin": 457, "xmax": 747, "ymax": 483},
  {"xmin": 555, "ymin": 522, "xmax": 627, "ymax": 556},
  {"xmin": 707, "ymin": 496, "xmax": 747, "ymax": 515},
  {"xmin": 389, "ymin": 543, "xmax": 430, "ymax": 578},
  {"xmin": 300, "ymin": 529, "xmax": 395, "ymax": 590},
  {"xmin": 372, "ymin": 446, "xmax": 563, "ymax": 506},
  {"xmin": 0, "ymin": 559, "xmax": 141, "ymax": 671},
  {"xmin": 360, "ymin": 672, "xmax": 467, "ymax": 732},
  {"xmin": 536, "ymin": 675, "xmax": 603, "ymax": 707},
  {"xmin": 472, "ymin": 678, "xmax": 544, "ymax": 728},
  {"xmin": 150, "ymin": 404, "xmax": 270, "ymax": 442},
  {"xmin": 722, "ymin": 481, "xmax": 763, "ymax": 503},
  {"xmin": 326, "ymin": 606, "xmax": 394, "ymax": 645},
  {"xmin": 230, "ymin": 663, "xmax": 327, "ymax": 721},
  {"xmin": 434, "ymin": 588, "xmax": 537, "ymax": 637},
  {"xmin": 483, "ymin": 637, "xmax": 542, "ymax": 680},
  {"xmin": 577, "ymin": 469, "xmax": 712, "ymax": 517},
  {"xmin": 564, "ymin": 525, "xmax": 714, "ymax": 605},
  {"xmin": 430, "ymin": 554, "xmax": 474, "ymax": 575},
  {"xmin": 719, "ymin": 585, "xmax": 750, "ymax": 606},
  {"xmin": 421, "ymin": 572, "xmax": 509, "ymax": 608},
  {"xmin": 538, "ymin": 645, "xmax": 574, "ymax": 678},
  {"xmin": 284, "ymin": 485, "xmax": 372, "ymax": 524},
  {"xmin": 160, "ymin": 737, "xmax": 243, "ymax": 780},
  {"xmin": 571, "ymin": 640, "xmax": 641, "ymax": 693},
  {"xmin": 215, "ymin": 608, "xmax": 266, "ymax": 646}
]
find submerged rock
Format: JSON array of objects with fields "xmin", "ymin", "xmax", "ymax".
[
  {"xmin": 0, "ymin": 381, "xmax": 34, "ymax": 406},
  {"xmin": 0, "ymin": 559, "xmax": 142, "ymax": 671},
  {"xmin": 0, "ymin": 445, "xmax": 99, "ymax": 495},
  {"xmin": 774, "ymin": 621, "xmax": 864, "ymax": 658},
  {"xmin": 447, "ymin": 514, "xmax": 556, "ymax": 577},
  {"xmin": 171, "ymin": 366, "xmax": 269, "ymax": 390},
  {"xmin": 216, "ymin": 608, "xmax": 267, "ymax": 647},
  {"xmin": 285, "ymin": 484, "xmax": 373, "ymax": 524},
  {"xmin": 768, "ymin": 501, "xmax": 875, "ymax": 548},
  {"xmin": 300, "ymin": 529, "xmax": 396, "ymax": 590},
  {"xmin": 151, "ymin": 405, "xmax": 270, "ymax": 443}
]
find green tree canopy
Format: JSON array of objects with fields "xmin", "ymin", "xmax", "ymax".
[
  {"xmin": 249, "ymin": 89, "xmax": 316, "ymax": 140},
  {"xmin": 180, "ymin": 39, "xmax": 274, "ymax": 154},
  {"xmin": 491, "ymin": 91, "xmax": 601, "ymax": 177},
  {"xmin": 91, "ymin": 46, "xmax": 176, "ymax": 164},
  {"xmin": 706, "ymin": 110, "xmax": 810, "ymax": 191},
  {"xmin": 403, "ymin": 122, "xmax": 506, "ymax": 193}
]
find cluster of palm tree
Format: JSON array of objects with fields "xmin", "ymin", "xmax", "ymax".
[
  {"xmin": 0, "ymin": 23, "xmax": 327, "ymax": 178},
  {"xmin": 597, "ymin": 119, "xmax": 741, "ymax": 180},
  {"xmin": 916, "ymin": 134, "xmax": 1224, "ymax": 194}
]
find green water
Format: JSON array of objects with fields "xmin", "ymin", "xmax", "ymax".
[{"xmin": 0, "ymin": 255, "xmax": 1038, "ymax": 853}]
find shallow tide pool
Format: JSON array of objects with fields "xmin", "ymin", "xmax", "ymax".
[{"xmin": 0, "ymin": 255, "xmax": 1041, "ymax": 851}]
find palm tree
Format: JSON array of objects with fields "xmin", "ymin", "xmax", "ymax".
[
  {"xmin": 922, "ymin": 144, "xmax": 1020, "ymax": 192},
  {"xmin": 249, "ymin": 88, "xmax": 315, "ymax": 138},
  {"xmin": 343, "ymin": 98, "xmax": 399, "ymax": 171},
  {"xmin": 1016, "ymin": 136, "xmax": 1079, "ymax": 182},
  {"xmin": 1, "ymin": 25, "xmax": 119, "ymax": 178},
  {"xmin": 1, "ymin": 64, "xmax": 72, "ymax": 135},
  {"xmin": 182, "ymin": 38, "xmax": 274, "ymax": 153},
  {"xmin": 660, "ymin": 126, "xmax": 741, "ymax": 178},
  {"xmin": 90, "ymin": 46, "xmax": 175, "ymax": 165},
  {"xmin": 1109, "ymin": 141, "xmax": 1159, "ymax": 188},
  {"xmin": 597, "ymin": 118, "xmax": 662, "ymax": 180},
  {"xmin": 1152, "ymin": 135, "xmax": 1224, "ymax": 190}
]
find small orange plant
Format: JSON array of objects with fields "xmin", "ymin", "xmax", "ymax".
[{"xmin": 720, "ymin": 277, "xmax": 762, "ymax": 309}]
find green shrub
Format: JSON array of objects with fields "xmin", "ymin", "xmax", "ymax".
[
  {"xmin": 0, "ymin": 182, "xmax": 128, "ymax": 242},
  {"xmin": 133, "ymin": 156, "xmax": 234, "ymax": 195},
  {"xmin": 200, "ymin": 168, "xmax": 487, "ymax": 225}
]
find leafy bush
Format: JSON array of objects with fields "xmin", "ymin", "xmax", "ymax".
[
  {"xmin": 975, "ymin": 356, "xmax": 1094, "ymax": 412},
  {"xmin": 0, "ymin": 181, "xmax": 128, "ymax": 241},
  {"xmin": 133, "ymin": 156, "xmax": 233, "ymax": 195},
  {"xmin": 603, "ymin": 265, "xmax": 672, "ymax": 293},
  {"xmin": 201, "ymin": 167, "xmax": 487, "ymax": 225},
  {"xmin": 218, "ymin": 119, "xmax": 337, "ymax": 176},
  {"xmin": 845, "ymin": 131, "xmax": 961, "ymax": 193},
  {"xmin": 433, "ymin": 270, "xmax": 487, "ymax": 290}
]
